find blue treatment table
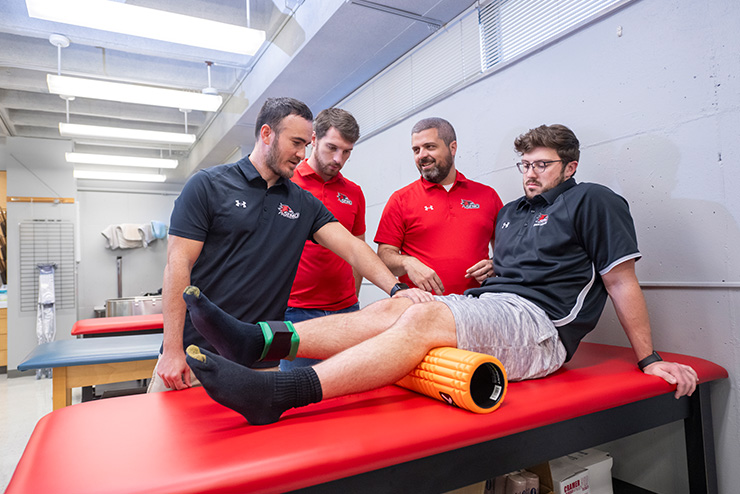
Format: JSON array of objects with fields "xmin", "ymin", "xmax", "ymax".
[{"xmin": 18, "ymin": 333, "xmax": 161, "ymax": 409}]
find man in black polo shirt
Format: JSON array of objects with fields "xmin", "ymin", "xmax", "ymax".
[
  {"xmin": 151, "ymin": 97, "xmax": 432, "ymax": 392},
  {"xmin": 181, "ymin": 124, "xmax": 698, "ymax": 425}
]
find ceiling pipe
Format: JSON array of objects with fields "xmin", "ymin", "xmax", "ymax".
[{"xmin": 348, "ymin": 0, "xmax": 442, "ymax": 28}]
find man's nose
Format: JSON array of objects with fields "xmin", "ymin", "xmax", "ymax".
[{"xmin": 525, "ymin": 166, "xmax": 539, "ymax": 178}]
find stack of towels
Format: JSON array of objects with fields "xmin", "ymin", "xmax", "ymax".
[{"xmin": 101, "ymin": 221, "xmax": 168, "ymax": 249}]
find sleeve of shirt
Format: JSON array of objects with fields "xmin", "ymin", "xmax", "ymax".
[
  {"xmin": 573, "ymin": 185, "xmax": 641, "ymax": 275},
  {"xmin": 351, "ymin": 188, "xmax": 367, "ymax": 237},
  {"xmin": 373, "ymin": 191, "xmax": 405, "ymax": 248},
  {"xmin": 489, "ymin": 187, "xmax": 505, "ymax": 242},
  {"xmin": 168, "ymin": 171, "xmax": 212, "ymax": 242},
  {"xmin": 307, "ymin": 191, "xmax": 337, "ymax": 242}
]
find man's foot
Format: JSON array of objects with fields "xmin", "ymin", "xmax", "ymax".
[
  {"xmin": 183, "ymin": 286, "xmax": 264, "ymax": 366},
  {"xmin": 186, "ymin": 346, "xmax": 322, "ymax": 425}
]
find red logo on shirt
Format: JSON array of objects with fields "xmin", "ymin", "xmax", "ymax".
[
  {"xmin": 461, "ymin": 199, "xmax": 480, "ymax": 209},
  {"xmin": 534, "ymin": 214, "xmax": 548, "ymax": 227},
  {"xmin": 278, "ymin": 203, "xmax": 300, "ymax": 220},
  {"xmin": 337, "ymin": 193, "xmax": 352, "ymax": 205}
]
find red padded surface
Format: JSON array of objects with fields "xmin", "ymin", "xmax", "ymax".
[
  {"xmin": 6, "ymin": 343, "xmax": 727, "ymax": 494},
  {"xmin": 71, "ymin": 314, "xmax": 164, "ymax": 335}
]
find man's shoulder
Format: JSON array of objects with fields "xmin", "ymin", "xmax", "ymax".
[
  {"xmin": 390, "ymin": 179, "xmax": 424, "ymax": 197},
  {"xmin": 458, "ymin": 176, "xmax": 498, "ymax": 194},
  {"xmin": 564, "ymin": 181, "xmax": 626, "ymax": 204},
  {"xmin": 195, "ymin": 160, "xmax": 249, "ymax": 184},
  {"xmin": 285, "ymin": 178, "xmax": 315, "ymax": 197},
  {"xmin": 334, "ymin": 173, "xmax": 364, "ymax": 194}
]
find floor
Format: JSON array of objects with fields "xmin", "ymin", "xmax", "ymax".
[{"xmin": 0, "ymin": 373, "xmax": 81, "ymax": 491}]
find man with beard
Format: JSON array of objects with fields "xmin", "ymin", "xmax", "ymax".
[
  {"xmin": 182, "ymin": 123, "xmax": 698, "ymax": 425},
  {"xmin": 281, "ymin": 108, "xmax": 365, "ymax": 371},
  {"xmin": 151, "ymin": 97, "xmax": 432, "ymax": 392},
  {"xmin": 375, "ymin": 117, "xmax": 503, "ymax": 295}
]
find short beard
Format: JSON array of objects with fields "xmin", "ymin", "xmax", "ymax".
[
  {"xmin": 419, "ymin": 154, "xmax": 453, "ymax": 184},
  {"xmin": 315, "ymin": 153, "xmax": 339, "ymax": 178},
  {"xmin": 524, "ymin": 166, "xmax": 568, "ymax": 198},
  {"xmin": 265, "ymin": 133, "xmax": 293, "ymax": 179}
]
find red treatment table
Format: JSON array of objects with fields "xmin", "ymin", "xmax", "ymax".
[
  {"xmin": 6, "ymin": 343, "xmax": 727, "ymax": 494},
  {"xmin": 71, "ymin": 313, "xmax": 164, "ymax": 336}
]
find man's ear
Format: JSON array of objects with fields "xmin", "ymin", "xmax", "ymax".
[
  {"xmin": 310, "ymin": 131, "xmax": 317, "ymax": 149},
  {"xmin": 449, "ymin": 140, "xmax": 458, "ymax": 157},
  {"xmin": 565, "ymin": 160, "xmax": 578, "ymax": 179},
  {"xmin": 259, "ymin": 124, "xmax": 273, "ymax": 146}
]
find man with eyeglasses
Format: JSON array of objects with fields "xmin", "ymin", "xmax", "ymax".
[{"xmin": 179, "ymin": 124, "xmax": 698, "ymax": 426}]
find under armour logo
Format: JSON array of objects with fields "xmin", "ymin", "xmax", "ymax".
[
  {"xmin": 501, "ymin": 222, "xmax": 510, "ymax": 228},
  {"xmin": 424, "ymin": 205, "xmax": 434, "ymax": 211},
  {"xmin": 235, "ymin": 200, "xmax": 247, "ymax": 208}
]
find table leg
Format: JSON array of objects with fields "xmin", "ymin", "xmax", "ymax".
[
  {"xmin": 684, "ymin": 383, "xmax": 718, "ymax": 493},
  {"xmin": 52, "ymin": 367, "xmax": 72, "ymax": 410}
]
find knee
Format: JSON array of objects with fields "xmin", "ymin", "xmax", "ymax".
[
  {"xmin": 362, "ymin": 296, "xmax": 412, "ymax": 317},
  {"xmin": 398, "ymin": 301, "xmax": 456, "ymax": 342}
]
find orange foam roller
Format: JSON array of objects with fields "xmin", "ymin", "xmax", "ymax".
[{"xmin": 396, "ymin": 347, "xmax": 507, "ymax": 414}]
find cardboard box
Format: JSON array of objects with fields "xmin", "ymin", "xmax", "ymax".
[
  {"xmin": 525, "ymin": 462, "xmax": 556, "ymax": 494},
  {"xmin": 549, "ymin": 457, "xmax": 589, "ymax": 494},
  {"xmin": 444, "ymin": 479, "xmax": 491, "ymax": 494},
  {"xmin": 548, "ymin": 448, "xmax": 613, "ymax": 494}
]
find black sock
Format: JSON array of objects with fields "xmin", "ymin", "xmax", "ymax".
[
  {"xmin": 183, "ymin": 286, "xmax": 264, "ymax": 366},
  {"xmin": 186, "ymin": 345, "xmax": 322, "ymax": 425}
]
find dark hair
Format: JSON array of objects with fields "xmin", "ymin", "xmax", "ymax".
[
  {"xmin": 514, "ymin": 124, "xmax": 580, "ymax": 163},
  {"xmin": 411, "ymin": 117, "xmax": 457, "ymax": 146},
  {"xmin": 314, "ymin": 108, "xmax": 360, "ymax": 143},
  {"xmin": 254, "ymin": 97, "xmax": 313, "ymax": 137}
]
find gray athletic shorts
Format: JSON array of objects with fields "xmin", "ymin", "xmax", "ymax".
[{"xmin": 437, "ymin": 292, "xmax": 567, "ymax": 381}]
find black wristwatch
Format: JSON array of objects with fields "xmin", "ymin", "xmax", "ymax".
[
  {"xmin": 390, "ymin": 282, "xmax": 409, "ymax": 297},
  {"xmin": 637, "ymin": 351, "xmax": 663, "ymax": 370}
]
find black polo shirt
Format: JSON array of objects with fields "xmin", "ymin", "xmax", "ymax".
[
  {"xmin": 466, "ymin": 178, "xmax": 640, "ymax": 360},
  {"xmin": 169, "ymin": 156, "xmax": 336, "ymax": 352}
]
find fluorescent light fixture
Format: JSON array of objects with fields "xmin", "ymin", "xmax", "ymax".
[
  {"xmin": 74, "ymin": 169, "xmax": 167, "ymax": 182},
  {"xmin": 48, "ymin": 75, "xmax": 222, "ymax": 112},
  {"xmin": 26, "ymin": 0, "xmax": 266, "ymax": 56},
  {"xmin": 59, "ymin": 123, "xmax": 196, "ymax": 145},
  {"xmin": 66, "ymin": 152, "xmax": 178, "ymax": 169}
]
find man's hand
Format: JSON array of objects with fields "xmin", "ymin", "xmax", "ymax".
[
  {"xmin": 394, "ymin": 287, "xmax": 436, "ymax": 303},
  {"xmin": 465, "ymin": 258, "xmax": 494, "ymax": 284},
  {"xmin": 403, "ymin": 257, "xmax": 445, "ymax": 295},
  {"xmin": 157, "ymin": 350, "xmax": 192, "ymax": 390},
  {"xmin": 643, "ymin": 360, "xmax": 699, "ymax": 398}
]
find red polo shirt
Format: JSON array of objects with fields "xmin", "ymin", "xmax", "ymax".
[
  {"xmin": 289, "ymin": 160, "xmax": 366, "ymax": 310},
  {"xmin": 374, "ymin": 171, "xmax": 503, "ymax": 295}
]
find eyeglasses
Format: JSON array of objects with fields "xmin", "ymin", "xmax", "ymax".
[{"xmin": 516, "ymin": 160, "xmax": 563, "ymax": 174}]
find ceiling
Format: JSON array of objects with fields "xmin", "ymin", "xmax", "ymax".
[{"xmin": 0, "ymin": 0, "xmax": 474, "ymax": 184}]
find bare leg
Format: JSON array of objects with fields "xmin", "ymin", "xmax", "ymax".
[
  {"xmin": 314, "ymin": 301, "xmax": 456, "ymax": 399},
  {"xmin": 295, "ymin": 297, "xmax": 415, "ymax": 359}
]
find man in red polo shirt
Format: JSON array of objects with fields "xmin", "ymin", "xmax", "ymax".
[
  {"xmin": 375, "ymin": 117, "xmax": 504, "ymax": 295},
  {"xmin": 282, "ymin": 108, "xmax": 365, "ymax": 370}
]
